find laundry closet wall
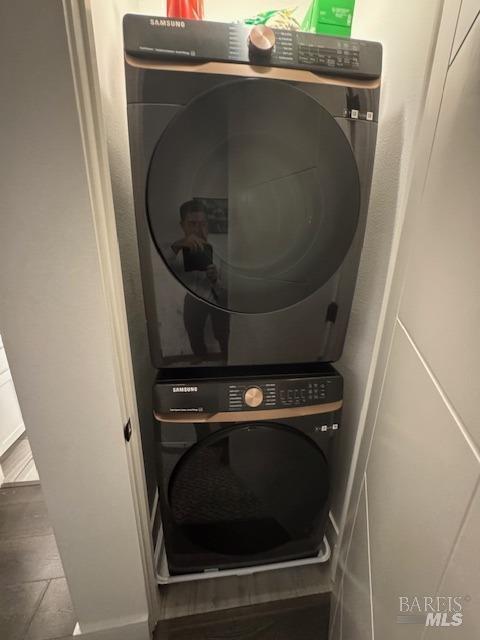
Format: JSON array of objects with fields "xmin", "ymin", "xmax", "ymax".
[
  {"xmin": 331, "ymin": 0, "xmax": 444, "ymax": 533},
  {"xmin": 331, "ymin": 2, "xmax": 480, "ymax": 637}
]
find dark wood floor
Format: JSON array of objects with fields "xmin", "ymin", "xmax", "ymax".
[
  {"xmin": 0, "ymin": 435, "xmax": 40, "ymax": 487},
  {"xmin": 158, "ymin": 560, "xmax": 332, "ymax": 620},
  {"xmin": 0, "ymin": 485, "xmax": 331, "ymax": 640},
  {"xmin": 0, "ymin": 485, "xmax": 75, "ymax": 640},
  {"xmin": 154, "ymin": 592, "xmax": 331, "ymax": 639}
]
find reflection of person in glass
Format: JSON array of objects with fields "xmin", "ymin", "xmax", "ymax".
[{"xmin": 165, "ymin": 200, "xmax": 229, "ymax": 361}]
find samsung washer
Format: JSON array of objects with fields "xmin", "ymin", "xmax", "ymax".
[{"xmin": 154, "ymin": 364, "xmax": 342, "ymax": 575}]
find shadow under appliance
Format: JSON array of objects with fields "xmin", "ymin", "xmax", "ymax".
[
  {"xmin": 123, "ymin": 15, "xmax": 382, "ymax": 367},
  {"xmin": 154, "ymin": 364, "xmax": 342, "ymax": 576}
]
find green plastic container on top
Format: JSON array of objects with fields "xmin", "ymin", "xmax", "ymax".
[{"xmin": 302, "ymin": 0, "xmax": 356, "ymax": 37}]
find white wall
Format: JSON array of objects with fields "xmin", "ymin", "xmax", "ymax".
[
  {"xmin": 331, "ymin": 3, "xmax": 480, "ymax": 638},
  {"xmin": 0, "ymin": 3, "xmax": 150, "ymax": 639},
  {"xmin": 331, "ymin": 0, "xmax": 443, "ymax": 525},
  {"xmin": 138, "ymin": 0, "xmax": 311, "ymax": 23}
]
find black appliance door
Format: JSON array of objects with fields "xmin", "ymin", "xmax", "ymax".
[
  {"xmin": 147, "ymin": 78, "xmax": 360, "ymax": 314},
  {"xmin": 168, "ymin": 422, "xmax": 329, "ymax": 557}
]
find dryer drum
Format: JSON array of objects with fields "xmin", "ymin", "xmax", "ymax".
[{"xmin": 168, "ymin": 422, "xmax": 330, "ymax": 556}]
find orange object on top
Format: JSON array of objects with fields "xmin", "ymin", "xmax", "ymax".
[{"xmin": 167, "ymin": 0, "xmax": 204, "ymax": 19}]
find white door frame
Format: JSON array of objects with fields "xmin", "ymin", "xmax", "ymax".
[{"xmin": 62, "ymin": 0, "xmax": 160, "ymax": 628}]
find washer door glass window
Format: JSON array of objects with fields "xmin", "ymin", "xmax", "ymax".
[
  {"xmin": 147, "ymin": 78, "xmax": 360, "ymax": 314},
  {"xmin": 168, "ymin": 422, "xmax": 330, "ymax": 556}
]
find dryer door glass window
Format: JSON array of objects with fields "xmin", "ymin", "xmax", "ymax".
[
  {"xmin": 168, "ymin": 422, "xmax": 329, "ymax": 556},
  {"xmin": 147, "ymin": 78, "xmax": 360, "ymax": 314}
]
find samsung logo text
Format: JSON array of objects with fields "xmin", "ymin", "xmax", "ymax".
[{"xmin": 150, "ymin": 18, "xmax": 186, "ymax": 28}]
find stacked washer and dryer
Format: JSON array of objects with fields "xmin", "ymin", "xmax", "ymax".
[{"xmin": 123, "ymin": 15, "xmax": 381, "ymax": 580}]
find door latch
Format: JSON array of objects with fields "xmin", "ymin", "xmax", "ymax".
[{"xmin": 124, "ymin": 419, "xmax": 132, "ymax": 442}]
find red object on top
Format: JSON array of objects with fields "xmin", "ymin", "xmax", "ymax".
[{"xmin": 167, "ymin": 0, "xmax": 204, "ymax": 19}]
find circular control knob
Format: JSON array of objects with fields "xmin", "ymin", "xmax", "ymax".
[
  {"xmin": 244, "ymin": 386, "xmax": 264, "ymax": 408},
  {"xmin": 248, "ymin": 25, "xmax": 276, "ymax": 57}
]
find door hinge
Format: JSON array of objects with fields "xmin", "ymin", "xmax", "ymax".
[{"xmin": 124, "ymin": 419, "xmax": 132, "ymax": 442}]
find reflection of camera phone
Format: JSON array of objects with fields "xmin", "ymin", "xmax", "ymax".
[{"xmin": 182, "ymin": 243, "xmax": 213, "ymax": 272}]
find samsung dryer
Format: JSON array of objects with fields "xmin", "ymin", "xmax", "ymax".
[{"xmin": 123, "ymin": 15, "xmax": 382, "ymax": 367}]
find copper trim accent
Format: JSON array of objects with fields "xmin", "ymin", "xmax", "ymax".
[
  {"xmin": 154, "ymin": 399, "xmax": 343, "ymax": 423},
  {"xmin": 125, "ymin": 54, "xmax": 381, "ymax": 89}
]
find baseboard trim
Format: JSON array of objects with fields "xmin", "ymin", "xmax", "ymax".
[{"xmin": 73, "ymin": 618, "xmax": 150, "ymax": 640}]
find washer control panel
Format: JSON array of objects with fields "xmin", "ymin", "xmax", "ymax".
[
  {"xmin": 124, "ymin": 14, "xmax": 382, "ymax": 80},
  {"xmin": 227, "ymin": 378, "xmax": 332, "ymax": 410},
  {"xmin": 154, "ymin": 368, "xmax": 343, "ymax": 415}
]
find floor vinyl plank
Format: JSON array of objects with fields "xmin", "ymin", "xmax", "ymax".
[
  {"xmin": 159, "ymin": 562, "xmax": 331, "ymax": 620},
  {"xmin": 0, "ymin": 500, "xmax": 52, "ymax": 539},
  {"xmin": 0, "ymin": 486, "xmax": 44, "ymax": 505},
  {"xmin": 154, "ymin": 593, "xmax": 330, "ymax": 640},
  {"xmin": 0, "ymin": 580, "xmax": 48, "ymax": 640},
  {"xmin": 25, "ymin": 577, "xmax": 76, "ymax": 639},
  {"xmin": 0, "ymin": 534, "xmax": 64, "ymax": 587},
  {"xmin": 0, "ymin": 436, "xmax": 31, "ymax": 484},
  {"xmin": 14, "ymin": 458, "xmax": 40, "ymax": 485}
]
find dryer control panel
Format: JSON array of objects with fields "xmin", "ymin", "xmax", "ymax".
[
  {"xmin": 154, "ymin": 366, "xmax": 343, "ymax": 416},
  {"xmin": 124, "ymin": 14, "xmax": 382, "ymax": 80}
]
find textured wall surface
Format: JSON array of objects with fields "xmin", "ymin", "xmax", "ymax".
[
  {"xmin": 331, "ymin": 5, "xmax": 480, "ymax": 639},
  {"xmin": 331, "ymin": 0, "xmax": 443, "ymax": 525},
  {"xmin": 139, "ymin": 0, "xmax": 311, "ymax": 23}
]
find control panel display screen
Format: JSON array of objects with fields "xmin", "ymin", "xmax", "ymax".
[{"xmin": 278, "ymin": 380, "xmax": 327, "ymax": 406}]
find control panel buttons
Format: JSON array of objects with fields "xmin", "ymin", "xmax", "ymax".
[
  {"xmin": 244, "ymin": 386, "xmax": 264, "ymax": 408},
  {"xmin": 297, "ymin": 42, "xmax": 360, "ymax": 70},
  {"xmin": 227, "ymin": 377, "xmax": 337, "ymax": 410},
  {"xmin": 248, "ymin": 25, "xmax": 276, "ymax": 57},
  {"xmin": 277, "ymin": 379, "xmax": 329, "ymax": 406}
]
